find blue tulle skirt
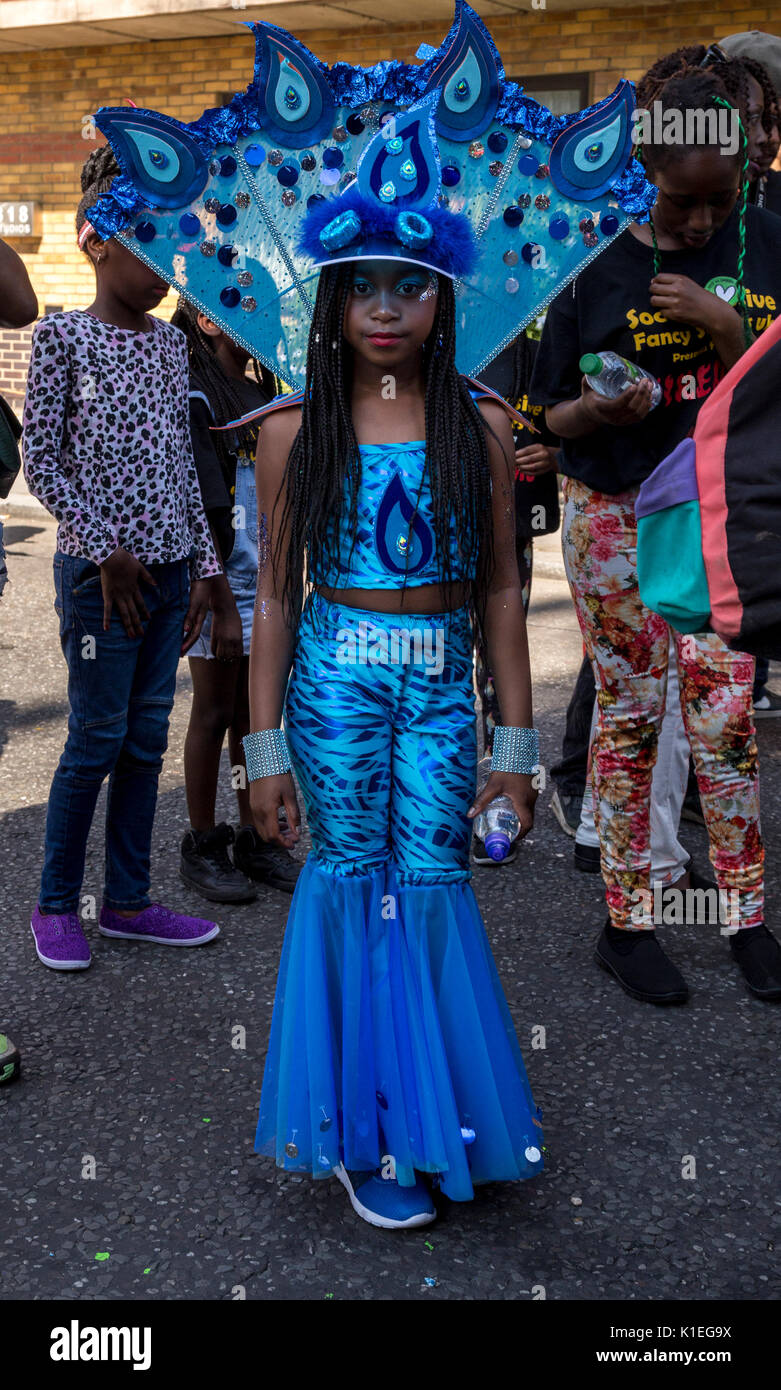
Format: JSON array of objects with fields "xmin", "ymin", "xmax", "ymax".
[{"xmin": 255, "ymin": 856, "xmax": 544, "ymax": 1201}]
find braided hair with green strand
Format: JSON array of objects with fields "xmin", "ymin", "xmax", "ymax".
[{"xmin": 635, "ymin": 53, "xmax": 754, "ymax": 348}]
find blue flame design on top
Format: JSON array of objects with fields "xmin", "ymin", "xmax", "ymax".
[
  {"xmin": 357, "ymin": 93, "xmax": 441, "ymax": 212},
  {"xmin": 420, "ymin": 1, "xmax": 502, "ymax": 141},
  {"xmin": 375, "ymin": 473, "xmax": 435, "ymax": 576},
  {"xmin": 549, "ymin": 81, "xmax": 636, "ymax": 200},
  {"xmin": 252, "ymin": 23, "xmax": 335, "ymax": 147}
]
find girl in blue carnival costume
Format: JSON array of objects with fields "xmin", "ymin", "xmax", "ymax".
[
  {"xmin": 82, "ymin": 2, "xmax": 655, "ymax": 1227},
  {"xmin": 245, "ymin": 241, "xmax": 544, "ymax": 1228}
]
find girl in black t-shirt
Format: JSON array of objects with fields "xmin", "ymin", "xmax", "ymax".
[
  {"xmin": 172, "ymin": 302, "xmax": 300, "ymax": 902},
  {"xmin": 532, "ymin": 58, "xmax": 781, "ymax": 1005}
]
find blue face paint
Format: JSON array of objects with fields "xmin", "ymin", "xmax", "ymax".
[{"xmin": 349, "ymin": 265, "xmax": 437, "ymax": 303}]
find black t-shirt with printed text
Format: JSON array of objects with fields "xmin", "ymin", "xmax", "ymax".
[{"xmin": 530, "ymin": 203, "xmax": 781, "ymax": 494}]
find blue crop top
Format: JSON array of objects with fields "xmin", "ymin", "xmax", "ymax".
[
  {"xmin": 215, "ymin": 379, "xmax": 528, "ymax": 590},
  {"xmin": 311, "ymin": 440, "xmax": 473, "ymax": 590}
]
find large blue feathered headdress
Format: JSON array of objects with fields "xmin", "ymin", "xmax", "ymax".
[{"xmin": 87, "ymin": 1, "xmax": 654, "ymax": 388}]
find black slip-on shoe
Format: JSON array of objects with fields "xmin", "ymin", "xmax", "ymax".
[
  {"xmin": 180, "ymin": 823, "xmax": 258, "ymax": 904},
  {"xmin": 729, "ymin": 924, "xmax": 781, "ymax": 1000},
  {"xmin": 574, "ymin": 841, "xmax": 601, "ymax": 874},
  {"xmin": 595, "ymin": 921, "xmax": 689, "ymax": 1004},
  {"xmin": 233, "ymin": 825, "xmax": 302, "ymax": 895}
]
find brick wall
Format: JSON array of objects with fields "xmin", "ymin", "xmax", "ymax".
[
  {"xmin": 0, "ymin": 324, "xmax": 33, "ymax": 417},
  {"xmin": 0, "ymin": 1, "xmax": 774, "ymax": 402}
]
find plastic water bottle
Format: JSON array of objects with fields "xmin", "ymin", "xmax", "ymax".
[
  {"xmin": 579, "ymin": 351, "xmax": 661, "ymax": 409},
  {"xmin": 474, "ymin": 794, "xmax": 521, "ymax": 862}
]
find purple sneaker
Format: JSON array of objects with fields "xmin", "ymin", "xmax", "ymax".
[
  {"xmin": 31, "ymin": 906, "xmax": 91, "ymax": 971},
  {"xmin": 98, "ymin": 902, "xmax": 219, "ymax": 947}
]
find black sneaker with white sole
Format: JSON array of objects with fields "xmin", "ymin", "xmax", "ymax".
[
  {"xmin": 233, "ymin": 825, "xmax": 302, "ymax": 894},
  {"xmin": 595, "ymin": 921, "xmax": 689, "ymax": 1004},
  {"xmin": 180, "ymin": 823, "xmax": 258, "ymax": 903},
  {"xmin": 550, "ymin": 789, "xmax": 582, "ymax": 838}
]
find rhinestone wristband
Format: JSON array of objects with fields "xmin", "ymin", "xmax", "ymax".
[
  {"xmin": 491, "ymin": 726, "xmax": 540, "ymax": 776},
  {"xmin": 242, "ymin": 728, "xmax": 292, "ymax": 781}
]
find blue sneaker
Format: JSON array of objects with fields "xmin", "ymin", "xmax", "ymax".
[{"xmin": 333, "ymin": 1162, "xmax": 436, "ymax": 1230}]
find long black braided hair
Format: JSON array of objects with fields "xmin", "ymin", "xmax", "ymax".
[
  {"xmin": 274, "ymin": 262, "xmax": 500, "ymax": 690},
  {"xmin": 171, "ymin": 297, "xmax": 277, "ymax": 474},
  {"xmin": 507, "ymin": 330, "xmax": 535, "ymax": 411},
  {"xmin": 635, "ymin": 52, "xmax": 753, "ymax": 347}
]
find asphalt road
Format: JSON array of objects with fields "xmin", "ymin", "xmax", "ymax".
[{"xmin": 2, "ymin": 513, "xmax": 780, "ymax": 1302}]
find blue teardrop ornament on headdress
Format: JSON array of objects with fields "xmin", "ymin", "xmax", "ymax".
[
  {"xmin": 548, "ymin": 81, "xmax": 635, "ymax": 200},
  {"xmin": 94, "ymin": 110, "xmax": 209, "ymax": 208},
  {"xmin": 419, "ymin": 0, "xmax": 502, "ymax": 141},
  {"xmin": 251, "ymin": 22, "xmax": 335, "ymax": 147}
]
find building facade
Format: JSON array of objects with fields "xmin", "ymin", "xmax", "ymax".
[{"xmin": 0, "ymin": 0, "xmax": 776, "ymax": 410}]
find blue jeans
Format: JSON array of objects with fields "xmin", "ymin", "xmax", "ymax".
[{"xmin": 39, "ymin": 553, "xmax": 190, "ymax": 912}]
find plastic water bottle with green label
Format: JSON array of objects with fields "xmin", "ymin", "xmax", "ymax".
[{"xmin": 579, "ymin": 351, "xmax": 661, "ymax": 409}]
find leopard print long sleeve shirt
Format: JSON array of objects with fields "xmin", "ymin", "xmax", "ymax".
[{"xmin": 22, "ymin": 310, "xmax": 221, "ymax": 580}]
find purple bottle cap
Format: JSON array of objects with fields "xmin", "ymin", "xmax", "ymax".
[{"xmin": 484, "ymin": 831, "xmax": 510, "ymax": 862}]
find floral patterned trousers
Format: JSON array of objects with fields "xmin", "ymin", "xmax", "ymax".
[{"xmin": 562, "ymin": 477, "xmax": 763, "ymax": 930}]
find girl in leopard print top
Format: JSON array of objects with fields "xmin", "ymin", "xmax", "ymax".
[{"xmin": 24, "ymin": 146, "xmax": 223, "ymax": 972}]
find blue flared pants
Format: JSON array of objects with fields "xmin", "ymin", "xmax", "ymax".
[{"xmin": 255, "ymin": 593, "xmax": 543, "ymax": 1201}]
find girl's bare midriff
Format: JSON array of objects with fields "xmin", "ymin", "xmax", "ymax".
[{"xmin": 315, "ymin": 581, "xmax": 469, "ymax": 614}]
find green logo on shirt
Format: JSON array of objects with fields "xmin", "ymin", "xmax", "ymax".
[{"xmin": 704, "ymin": 276, "xmax": 739, "ymax": 305}]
